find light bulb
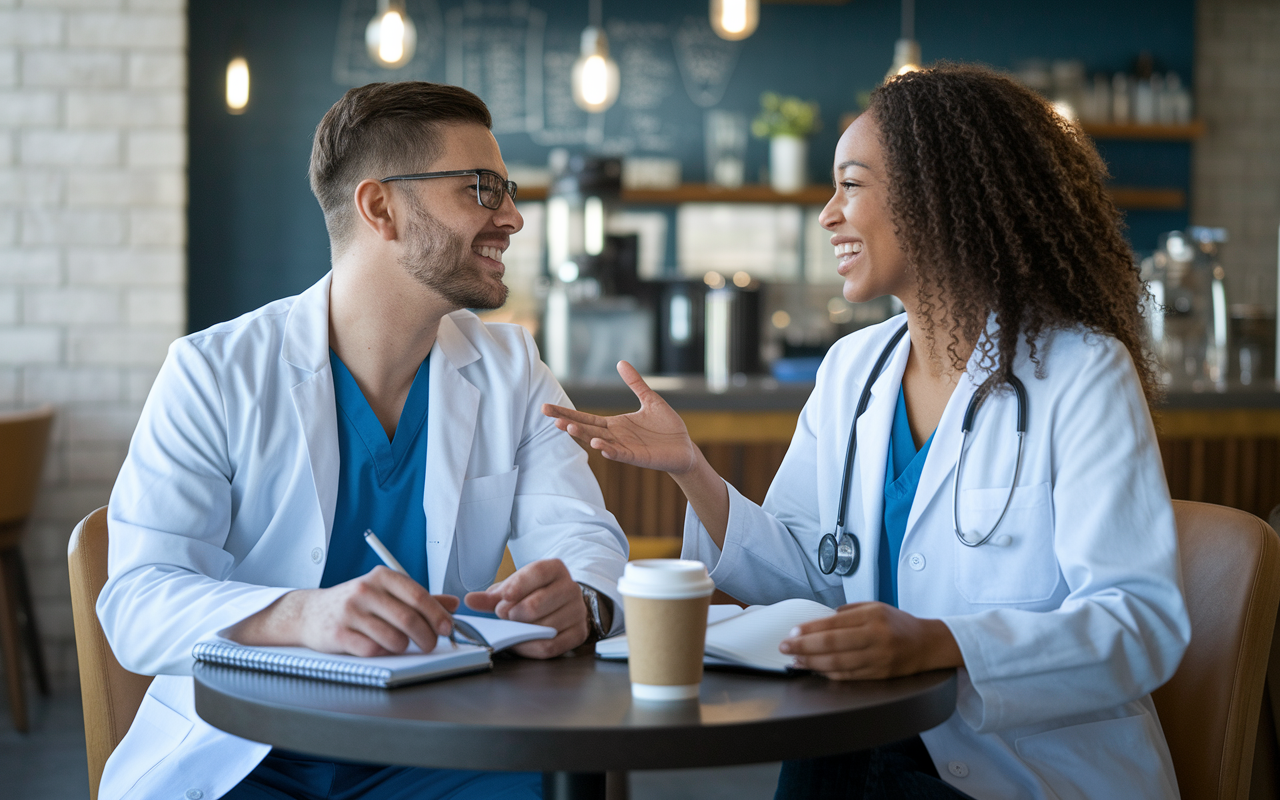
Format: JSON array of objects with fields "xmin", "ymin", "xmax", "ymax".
[
  {"xmin": 710, "ymin": 0, "xmax": 759, "ymax": 41},
  {"xmin": 571, "ymin": 28, "xmax": 619, "ymax": 113},
  {"xmin": 885, "ymin": 38, "xmax": 921, "ymax": 82},
  {"xmin": 379, "ymin": 12, "xmax": 404, "ymax": 63},
  {"xmin": 366, "ymin": 2, "xmax": 417, "ymax": 68},
  {"xmin": 226, "ymin": 56, "xmax": 249, "ymax": 114}
]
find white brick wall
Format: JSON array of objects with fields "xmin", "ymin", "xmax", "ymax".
[
  {"xmin": 1194, "ymin": 0, "xmax": 1280, "ymax": 304},
  {"xmin": 0, "ymin": 0, "xmax": 185, "ymax": 686}
]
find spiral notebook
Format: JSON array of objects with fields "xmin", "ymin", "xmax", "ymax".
[{"xmin": 192, "ymin": 615, "xmax": 556, "ymax": 689}]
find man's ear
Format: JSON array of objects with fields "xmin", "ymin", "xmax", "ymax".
[{"xmin": 352, "ymin": 179, "xmax": 399, "ymax": 242}]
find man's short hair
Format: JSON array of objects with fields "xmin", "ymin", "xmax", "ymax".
[{"xmin": 309, "ymin": 81, "xmax": 493, "ymax": 252}]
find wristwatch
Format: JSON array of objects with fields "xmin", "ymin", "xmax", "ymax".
[{"xmin": 579, "ymin": 583, "xmax": 612, "ymax": 642}]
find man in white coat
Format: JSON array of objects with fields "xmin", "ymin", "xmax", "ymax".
[{"xmin": 95, "ymin": 82, "xmax": 628, "ymax": 800}]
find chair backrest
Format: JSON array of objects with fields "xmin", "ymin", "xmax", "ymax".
[
  {"xmin": 68, "ymin": 506, "xmax": 153, "ymax": 800},
  {"xmin": 1153, "ymin": 500, "xmax": 1280, "ymax": 800},
  {"xmin": 0, "ymin": 405, "xmax": 54, "ymax": 524}
]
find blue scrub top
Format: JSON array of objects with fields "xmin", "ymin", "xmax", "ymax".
[
  {"xmin": 877, "ymin": 386, "xmax": 935, "ymax": 607},
  {"xmin": 321, "ymin": 351, "xmax": 432, "ymax": 588}
]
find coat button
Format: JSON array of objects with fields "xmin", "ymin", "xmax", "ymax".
[
  {"xmin": 947, "ymin": 760, "xmax": 969, "ymax": 778},
  {"xmin": 907, "ymin": 553, "xmax": 926, "ymax": 571},
  {"xmin": 186, "ymin": 791, "xmax": 204, "ymax": 800},
  {"xmin": 310, "ymin": 547, "xmax": 323, "ymax": 564}
]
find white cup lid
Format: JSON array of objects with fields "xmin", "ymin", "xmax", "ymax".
[{"xmin": 617, "ymin": 559, "xmax": 715, "ymax": 599}]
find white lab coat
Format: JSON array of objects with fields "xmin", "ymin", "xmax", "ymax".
[
  {"xmin": 682, "ymin": 315, "xmax": 1190, "ymax": 799},
  {"xmin": 95, "ymin": 273, "xmax": 628, "ymax": 800}
]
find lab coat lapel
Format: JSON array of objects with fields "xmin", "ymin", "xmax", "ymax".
[
  {"xmin": 847, "ymin": 329, "xmax": 910, "ymax": 601},
  {"xmin": 424, "ymin": 314, "xmax": 481, "ymax": 595},
  {"xmin": 905, "ymin": 371, "xmax": 977, "ymax": 537},
  {"xmin": 904, "ymin": 318, "xmax": 998, "ymax": 541},
  {"xmin": 282, "ymin": 274, "xmax": 340, "ymax": 555}
]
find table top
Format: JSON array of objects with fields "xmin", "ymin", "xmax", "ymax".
[{"xmin": 194, "ymin": 654, "xmax": 956, "ymax": 773}]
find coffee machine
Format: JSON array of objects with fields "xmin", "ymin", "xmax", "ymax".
[{"xmin": 542, "ymin": 155, "xmax": 653, "ymax": 382}]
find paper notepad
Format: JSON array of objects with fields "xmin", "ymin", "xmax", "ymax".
[
  {"xmin": 596, "ymin": 598, "xmax": 833, "ymax": 673},
  {"xmin": 193, "ymin": 615, "xmax": 556, "ymax": 688}
]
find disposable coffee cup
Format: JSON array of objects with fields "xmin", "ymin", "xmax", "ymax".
[{"xmin": 617, "ymin": 559, "xmax": 716, "ymax": 701}]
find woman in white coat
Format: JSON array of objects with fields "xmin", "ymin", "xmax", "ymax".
[{"xmin": 545, "ymin": 64, "xmax": 1190, "ymax": 799}]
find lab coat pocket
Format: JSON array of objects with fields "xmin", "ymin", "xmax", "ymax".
[
  {"xmin": 100, "ymin": 693, "xmax": 193, "ymax": 797},
  {"xmin": 953, "ymin": 481, "xmax": 1059, "ymax": 604},
  {"xmin": 1015, "ymin": 711, "xmax": 1175, "ymax": 800},
  {"xmin": 455, "ymin": 467, "xmax": 519, "ymax": 591}
]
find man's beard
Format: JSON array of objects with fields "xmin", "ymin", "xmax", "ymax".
[{"xmin": 398, "ymin": 194, "xmax": 508, "ymax": 311}]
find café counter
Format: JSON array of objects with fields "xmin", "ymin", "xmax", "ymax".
[{"xmin": 562, "ymin": 379, "xmax": 1280, "ymax": 541}]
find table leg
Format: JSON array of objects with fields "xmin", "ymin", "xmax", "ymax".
[
  {"xmin": 606, "ymin": 770, "xmax": 629, "ymax": 800},
  {"xmin": 542, "ymin": 771, "xmax": 606, "ymax": 800}
]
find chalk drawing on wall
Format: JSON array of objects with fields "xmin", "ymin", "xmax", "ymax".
[
  {"xmin": 445, "ymin": 1, "xmax": 546, "ymax": 135},
  {"xmin": 607, "ymin": 20, "xmax": 681, "ymax": 153},
  {"xmin": 672, "ymin": 15, "xmax": 740, "ymax": 108},
  {"xmin": 333, "ymin": 0, "xmax": 445, "ymax": 85}
]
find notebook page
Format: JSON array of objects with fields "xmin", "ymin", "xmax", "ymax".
[
  {"xmin": 594, "ymin": 604, "xmax": 747, "ymax": 659},
  {"xmin": 703, "ymin": 598, "xmax": 833, "ymax": 672}
]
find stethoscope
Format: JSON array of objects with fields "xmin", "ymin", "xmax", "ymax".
[{"xmin": 817, "ymin": 323, "xmax": 1029, "ymax": 576}]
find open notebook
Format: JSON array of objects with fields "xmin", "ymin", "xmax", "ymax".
[
  {"xmin": 596, "ymin": 598, "xmax": 833, "ymax": 673},
  {"xmin": 192, "ymin": 615, "xmax": 555, "ymax": 689}
]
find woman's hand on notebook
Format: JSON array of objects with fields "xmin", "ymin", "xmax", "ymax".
[
  {"xmin": 464, "ymin": 558, "xmax": 587, "ymax": 658},
  {"xmin": 224, "ymin": 566, "xmax": 461, "ymax": 657},
  {"xmin": 777, "ymin": 601, "xmax": 964, "ymax": 680}
]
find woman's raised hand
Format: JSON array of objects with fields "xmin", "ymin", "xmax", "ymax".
[{"xmin": 542, "ymin": 361, "xmax": 699, "ymax": 475}]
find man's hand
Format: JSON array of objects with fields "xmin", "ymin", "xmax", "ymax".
[
  {"xmin": 464, "ymin": 559, "xmax": 587, "ymax": 658},
  {"xmin": 225, "ymin": 566, "xmax": 460, "ymax": 657},
  {"xmin": 778, "ymin": 602, "xmax": 964, "ymax": 680}
]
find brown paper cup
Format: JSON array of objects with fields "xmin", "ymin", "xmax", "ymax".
[{"xmin": 622, "ymin": 593, "xmax": 712, "ymax": 700}]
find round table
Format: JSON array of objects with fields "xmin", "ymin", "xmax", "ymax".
[{"xmin": 194, "ymin": 654, "xmax": 956, "ymax": 800}]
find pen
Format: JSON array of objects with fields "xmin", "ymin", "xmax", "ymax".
[{"xmin": 362, "ymin": 529, "xmax": 490, "ymax": 650}]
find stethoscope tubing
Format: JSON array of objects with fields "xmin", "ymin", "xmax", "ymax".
[
  {"xmin": 952, "ymin": 374, "xmax": 1028, "ymax": 548},
  {"xmin": 819, "ymin": 324, "xmax": 1030, "ymax": 576}
]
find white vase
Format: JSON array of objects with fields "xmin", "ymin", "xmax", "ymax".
[{"xmin": 769, "ymin": 135, "xmax": 807, "ymax": 193}]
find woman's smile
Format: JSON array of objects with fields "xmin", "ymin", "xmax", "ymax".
[{"xmin": 833, "ymin": 239, "xmax": 864, "ymax": 273}]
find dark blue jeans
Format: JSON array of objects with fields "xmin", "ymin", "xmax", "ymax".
[
  {"xmin": 221, "ymin": 749, "xmax": 541, "ymax": 800},
  {"xmin": 774, "ymin": 736, "xmax": 974, "ymax": 800}
]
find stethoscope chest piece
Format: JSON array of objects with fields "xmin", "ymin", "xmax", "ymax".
[{"xmin": 818, "ymin": 531, "xmax": 860, "ymax": 576}]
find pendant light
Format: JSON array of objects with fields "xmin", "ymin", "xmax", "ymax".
[
  {"xmin": 885, "ymin": 0, "xmax": 921, "ymax": 81},
  {"xmin": 225, "ymin": 56, "xmax": 249, "ymax": 114},
  {"xmin": 366, "ymin": 0, "xmax": 417, "ymax": 69},
  {"xmin": 710, "ymin": 0, "xmax": 759, "ymax": 41},
  {"xmin": 225, "ymin": 29, "xmax": 249, "ymax": 115},
  {"xmin": 571, "ymin": 0, "xmax": 619, "ymax": 113}
]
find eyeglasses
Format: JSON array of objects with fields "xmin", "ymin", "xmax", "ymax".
[{"xmin": 380, "ymin": 169, "xmax": 518, "ymax": 210}]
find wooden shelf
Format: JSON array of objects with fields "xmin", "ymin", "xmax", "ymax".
[
  {"xmin": 1109, "ymin": 187, "xmax": 1186, "ymax": 210},
  {"xmin": 517, "ymin": 183, "xmax": 834, "ymax": 205},
  {"xmin": 521, "ymin": 183, "xmax": 1182, "ymax": 210},
  {"xmin": 1080, "ymin": 120, "xmax": 1204, "ymax": 140}
]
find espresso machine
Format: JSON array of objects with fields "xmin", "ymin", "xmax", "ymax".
[{"xmin": 542, "ymin": 155, "xmax": 653, "ymax": 382}]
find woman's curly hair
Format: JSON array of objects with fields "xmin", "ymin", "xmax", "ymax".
[{"xmin": 867, "ymin": 63, "xmax": 1159, "ymax": 406}]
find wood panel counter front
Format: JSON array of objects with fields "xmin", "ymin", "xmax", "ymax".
[{"xmin": 565, "ymin": 380, "xmax": 1280, "ymax": 543}]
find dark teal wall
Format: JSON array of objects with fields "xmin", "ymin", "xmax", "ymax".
[{"xmin": 188, "ymin": 0, "xmax": 1196, "ymax": 331}]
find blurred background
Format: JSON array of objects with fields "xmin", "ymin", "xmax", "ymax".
[{"xmin": 0, "ymin": 2, "xmax": 1277, "ymax": 790}]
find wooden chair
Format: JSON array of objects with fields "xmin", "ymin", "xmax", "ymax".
[
  {"xmin": 0, "ymin": 404, "xmax": 54, "ymax": 732},
  {"xmin": 68, "ymin": 506, "xmax": 152, "ymax": 800},
  {"xmin": 1153, "ymin": 500, "xmax": 1280, "ymax": 800}
]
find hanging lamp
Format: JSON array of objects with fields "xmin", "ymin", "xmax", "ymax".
[
  {"xmin": 885, "ymin": 0, "xmax": 921, "ymax": 80},
  {"xmin": 709, "ymin": 0, "xmax": 759, "ymax": 41},
  {"xmin": 571, "ymin": 0, "xmax": 619, "ymax": 113},
  {"xmin": 366, "ymin": 0, "xmax": 417, "ymax": 69}
]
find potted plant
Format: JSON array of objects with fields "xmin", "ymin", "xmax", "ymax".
[{"xmin": 752, "ymin": 92, "xmax": 820, "ymax": 193}]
